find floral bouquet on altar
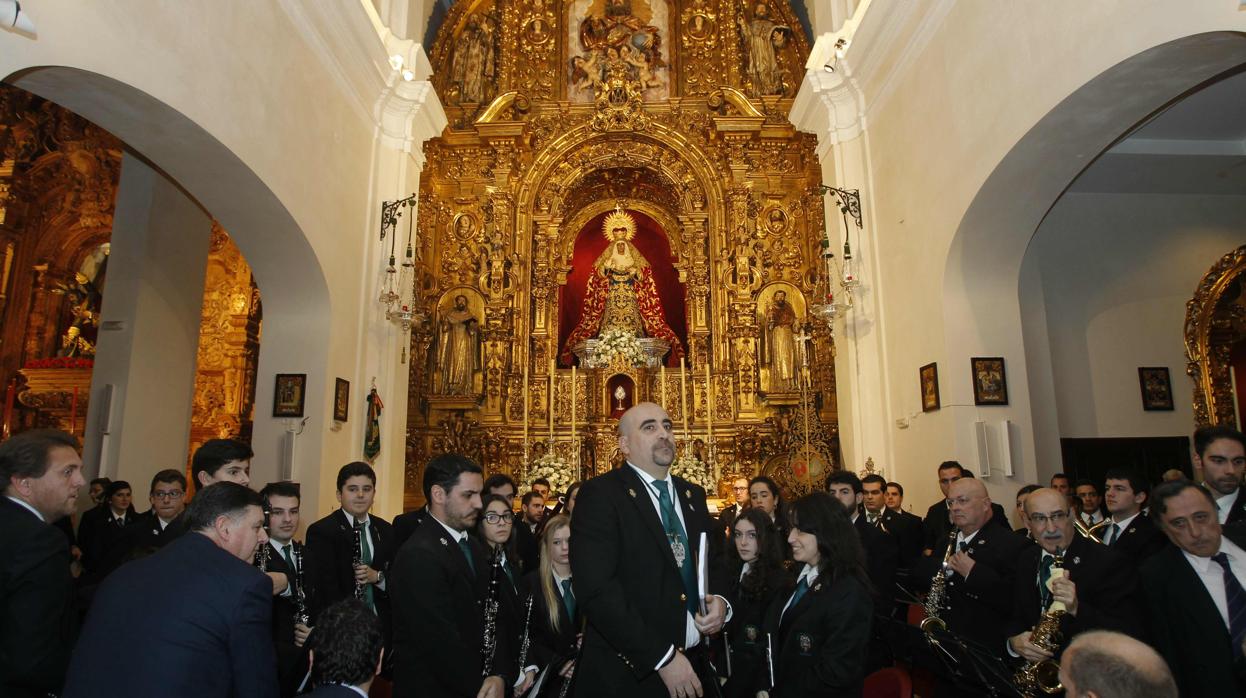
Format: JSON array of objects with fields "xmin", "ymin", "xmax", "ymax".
[
  {"xmin": 669, "ymin": 451, "xmax": 711, "ymax": 490},
  {"xmin": 587, "ymin": 328, "xmax": 646, "ymax": 368},
  {"xmin": 528, "ymin": 452, "xmax": 575, "ymax": 494}
]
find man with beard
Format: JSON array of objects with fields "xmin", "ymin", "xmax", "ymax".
[
  {"xmin": 571, "ymin": 402, "xmax": 729, "ymax": 698},
  {"xmin": 390, "ymin": 453, "xmax": 512, "ymax": 698},
  {"xmin": 1193, "ymin": 425, "xmax": 1246, "ymax": 524}
]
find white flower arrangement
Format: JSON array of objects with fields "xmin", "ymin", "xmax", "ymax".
[
  {"xmin": 528, "ymin": 452, "xmax": 575, "ymax": 494},
  {"xmin": 669, "ymin": 452, "xmax": 711, "ymax": 490},
  {"xmin": 588, "ymin": 328, "xmax": 646, "ymax": 368}
]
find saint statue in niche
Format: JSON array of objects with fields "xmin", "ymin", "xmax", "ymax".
[
  {"xmin": 434, "ymin": 294, "xmax": 481, "ymax": 395},
  {"xmin": 449, "ymin": 13, "xmax": 497, "ymax": 105},
  {"xmin": 762, "ymin": 289, "xmax": 798, "ymax": 391},
  {"xmin": 560, "ymin": 207, "xmax": 685, "ymax": 364},
  {"xmin": 739, "ymin": 3, "xmax": 790, "ymax": 97}
]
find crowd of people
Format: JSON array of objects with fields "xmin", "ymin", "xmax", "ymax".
[{"xmin": 1, "ymin": 403, "xmax": 1245, "ymax": 697}]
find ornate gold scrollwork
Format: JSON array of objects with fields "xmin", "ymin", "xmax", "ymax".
[{"xmin": 1184, "ymin": 245, "xmax": 1246, "ymax": 427}]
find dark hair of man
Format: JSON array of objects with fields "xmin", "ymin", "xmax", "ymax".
[
  {"xmin": 1064, "ymin": 638, "xmax": 1178, "ymax": 698},
  {"xmin": 937, "ymin": 461, "xmax": 963, "ymax": 475},
  {"xmin": 1103, "ymin": 467, "xmax": 1149, "ymax": 501},
  {"xmin": 422, "ymin": 453, "xmax": 483, "ymax": 501},
  {"xmin": 788, "ymin": 492, "xmax": 869, "ymax": 589},
  {"xmin": 1016, "ymin": 484, "xmax": 1041, "ymax": 499},
  {"xmin": 1193, "ymin": 424, "xmax": 1246, "ymax": 457},
  {"xmin": 532, "ymin": 477, "xmax": 551, "ymax": 489},
  {"xmin": 861, "ymin": 473, "xmax": 886, "ymax": 489},
  {"xmin": 184, "ymin": 481, "xmax": 264, "ymax": 532},
  {"xmin": 729, "ymin": 508, "xmax": 788, "ymax": 602},
  {"xmin": 90, "ymin": 477, "xmax": 112, "ymax": 489},
  {"xmin": 1073, "ymin": 478, "xmax": 1097, "ymax": 493},
  {"xmin": 521, "ymin": 491, "xmax": 542, "ymax": 508},
  {"xmin": 260, "ymin": 481, "xmax": 301, "ymax": 505},
  {"xmin": 483, "ymin": 473, "xmax": 516, "ymax": 495},
  {"xmin": 150, "ymin": 469, "xmax": 187, "ymax": 494},
  {"xmin": 1150, "ymin": 479, "xmax": 1217, "ymax": 521},
  {"xmin": 0, "ymin": 429, "xmax": 78, "ymax": 491},
  {"xmin": 191, "ymin": 439, "xmax": 253, "ymax": 486},
  {"xmin": 961, "ymin": 470, "xmax": 976, "ymax": 479},
  {"xmin": 1050, "ymin": 472, "xmax": 1070, "ymax": 484},
  {"xmin": 827, "ymin": 471, "xmax": 864, "ymax": 494},
  {"xmin": 886, "ymin": 481, "xmax": 904, "ymax": 497},
  {"xmin": 336, "ymin": 462, "xmax": 376, "ymax": 492},
  {"xmin": 474, "ymin": 493, "xmax": 522, "ymax": 568},
  {"xmin": 308, "ymin": 599, "xmax": 383, "ymax": 688}
]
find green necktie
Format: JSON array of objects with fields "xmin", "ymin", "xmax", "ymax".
[
  {"xmin": 784, "ymin": 576, "xmax": 809, "ymax": 618},
  {"xmin": 359, "ymin": 522, "xmax": 375, "ymax": 611},
  {"xmin": 561, "ymin": 577, "xmax": 576, "ymax": 620},
  {"xmin": 282, "ymin": 543, "xmax": 295, "ymax": 571},
  {"xmin": 650, "ymin": 479, "xmax": 698, "ymax": 615},
  {"xmin": 458, "ymin": 537, "xmax": 476, "ymax": 577},
  {"xmin": 1038, "ymin": 555, "xmax": 1055, "ymax": 609},
  {"xmin": 1104, "ymin": 523, "xmax": 1120, "ymax": 545}
]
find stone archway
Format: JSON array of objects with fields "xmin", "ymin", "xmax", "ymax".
[{"xmin": 1185, "ymin": 245, "xmax": 1246, "ymax": 427}]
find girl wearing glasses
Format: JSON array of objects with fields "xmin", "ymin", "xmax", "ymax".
[
  {"xmin": 721, "ymin": 508, "xmax": 795, "ymax": 698},
  {"xmin": 474, "ymin": 493, "xmax": 537, "ymax": 694}
]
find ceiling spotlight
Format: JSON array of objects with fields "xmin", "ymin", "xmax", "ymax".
[
  {"xmin": 389, "ymin": 54, "xmax": 404, "ymax": 71},
  {"xmin": 834, "ymin": 38, "xmax": 851, "ymax": 59},
  {"xmin": 0, "ymin": 0, "xmax": 36, "ymax": 34},
  {"xmin": 401, "ymin": 69, "xmax": 415, "ymax": 82},
  {"xmin": 823, "ymin": 62, "xmax": 836, "ymax": 73}
]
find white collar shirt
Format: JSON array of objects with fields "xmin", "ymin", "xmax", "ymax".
[{"xmin": 1182, "ymin": 536, "xmax": 1246, "ymax": 632}]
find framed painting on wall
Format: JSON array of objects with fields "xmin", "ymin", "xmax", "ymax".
[
  {"xmin": 920, "ymin": 362, "xmax": 941, "ymax": 412},
  {"xmin": 971, "ymin": 357, "xmax": 1008, "ymax": 406},
  {"xmin": 1138, "ymin": 367, "xmax": 1174, "ymax": 411},
  {"xmin": 333, "ymin": 378, "xmax": 350, "ymax": 422},
  {"xmin": 273, "ymin": 374, "xmax": 306, "ymax": 418}
]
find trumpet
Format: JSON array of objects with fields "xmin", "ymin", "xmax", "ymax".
[
  {"xmin": 920, "ymin": 528, "xmax": 958, "ymax": 637},
  {"xmin": 1073, "ymin": 516, "xmax": 1110, "ymax": 543},
  {"xmin": 1014, "ymin": 547, "xmax": 1066, "ymax": 696},
  {"xmin": 351, "ymin": 520, "xmax": 365, "ymax": 600}
]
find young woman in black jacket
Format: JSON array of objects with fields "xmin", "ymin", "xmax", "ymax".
[{"xmin": 721, "ymin": 508, "xmax": 795, "ymax": 698}]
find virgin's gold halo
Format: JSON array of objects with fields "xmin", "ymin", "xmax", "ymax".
[{"xmin": 603, "ymin": 207, "xmax": 637, "ymax": 242}]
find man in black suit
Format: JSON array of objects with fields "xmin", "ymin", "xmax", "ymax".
[
  {"xmin": 914, "ymin": 478, "xmax": 1031, "ymax": 653},
  {"xmin": 571, "ymin": 402, "xmax": 729, "ymax": 698},
  {"xmin": 717, "ymin": 475, "xmax": 751, "ymax": 531},
  {"xmin": 1013, "ymin": 484, "xmax": 1041, "ymax": 537},
  {"xmin": 1007, "ymin": 488, "xmax": 1143, "ymax": 664},
  {"xmin": 1100, "ymin": 467, "xmax": 1166, "ymax": 564},
  {"xmin": 0, "ymin": 429, "xmax": 83, "ymax": 698},
  {"xmin": 303, "ymin": 599, "xmax": 383, "ymax": 698},
  {"xmin": 390, "ymin": 453, "xmax": 512, "ymax": 698},
  {"xmin": 1193, "ymin": 425, "xmax": 1246, "ymax": 525},
  {"xmin": 827, "ymin": 471, "xmax": 898, "ymax": 601},
  {"xmin": 1142, "ymin": 480, "xmax": 1246, "ymax": 696},
  {"xmin": 1074, "ymin": 479, "xmax": 1107, "ymax": 526},
  {"xmin": 118, "ymin": 469, "xmax": 190, "ymax": 563},
  {"xmin": 63, "ymin": 482, "xmax": 277, "ymax": 697},
  {"xmin": 864, "ymin": 474, "xmax": 920, "ymax": 565},
  {"xmin": 921, "ymin": 462, "xmax": 1008, "ymax": 555},
  {"xmin": 259, "ymin": 481, "xmax": 313, "ymax": 698},
  {"xmin": 306, "ymin": 462, "xmax": 394, "ymax": 640}
]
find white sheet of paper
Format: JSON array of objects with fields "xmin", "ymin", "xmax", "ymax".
[{"xmin": 697, "ymin": 532, "xmax": 709, "ymax": 615}]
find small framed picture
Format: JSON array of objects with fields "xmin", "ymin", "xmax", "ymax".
[
  {"xmin": 919, "ymin": 362, "xmax": 941, "ymax": 412},
  {"xmin": 333, "ymin": 378, "xmax": 350, "ymax": 422},
  {"xmin": 971, "ymin": 357, "xmax": 1008, "ymax": 406},
  {"xmin": 1138, "ymin": 367, "xmax": 1174, "ymax": 411},
  {"xmin": 273, "ymin": 374, "xmax": 307, "ymax": 418}
]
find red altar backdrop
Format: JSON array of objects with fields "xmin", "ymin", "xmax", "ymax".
[{"xmin": 558, "ymin": 209, "xmax": 688, "ymax": 367}]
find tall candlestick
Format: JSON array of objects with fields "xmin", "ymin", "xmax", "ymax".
[
  {"xmin": 660, "ymin": 364, "xmax": 667, "ymax": 410},
  {"xmin": 2, "ymin": 379, "xmax": 14, "ymax": 440},
  {"xmin": 70, "ymin": 387, "xmax": 79, "ymax": 435},
  {"xmin": 570, "ymin": 365, "xmax": 577, "ymax": 469},
  {"xmin": 680, "ymin": 356, "xmax": 689, "ymax": 438},
  {"xmin": 704, "ymin": 362, "xmax": 713, "ymax": 437},
  {"xmin": 522, "ymin": 362, "xmax": 529, "ymax": 467},
  {"xmin": 548, "ymin": 357, "xmax": 555, "ymax": 442}
]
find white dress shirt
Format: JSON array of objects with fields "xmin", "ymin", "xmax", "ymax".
[
  {"xmin": 1102, "ymin": 511, "xmax": 1140, "ymax": 545},
  {"xmin": 1215, "ymin": 489, "xmax": 1240, "ymax": 525},
  {"xmin": 1181, "ymin": 536, "xmax": 1246, "ymax": 631},
  {"xmin": 342, "ymin": 510, "xmax": 386, "ymax": 591}
]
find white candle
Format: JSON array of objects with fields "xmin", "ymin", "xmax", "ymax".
[
  {"xmin": 660, "ymin": 364, "xmax": 667, "ymax": 410},
  {"xmin": 522, "ymin": 361, "xmax": 529, "ymax": 464},
  {"xmin": 548, "ymin": 357, "xmax": 555, "ymax": 441},
  {"xmin": 680, "ymin": 356, "xmax": 689, "ymax": 437}
]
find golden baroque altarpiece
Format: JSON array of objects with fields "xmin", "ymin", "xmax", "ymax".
[{"xmin": 407, "ymin": 0, "xmax": 839, "ymax": 507}]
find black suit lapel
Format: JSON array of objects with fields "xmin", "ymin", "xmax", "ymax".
[
  {"xmin": 621, "ymin": 467, "xmax": 681, "ymax": 572},
  {"xmin": 675, "ymin": 478, "xmax": 706, "ymax": 556},
  {"xmin": 1170, "ymin": 547, "xmax": 1231, "ymax": 639},
  {"xmin": 778, "ymin": 575, "xmax": 821, "ymax": 641}
]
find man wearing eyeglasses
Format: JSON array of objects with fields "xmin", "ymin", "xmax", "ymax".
[
  {"xmin": 1006, "ymin": 488, "xmax": 1141, "ymax": 664},
  {"xmin": 119, "ymin": 469, "xmax": 189, "ymax": 561},
  {"xmin": 920, "ymin": 462, "xmax": 1008, "ymax": 556},
  {"xmin": 717, "ymin": 476, "xmax": 750, "ymax": 531}
]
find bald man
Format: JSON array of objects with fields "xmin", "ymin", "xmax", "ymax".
[
  {"xmin": 914, "ymin": 478, "xmax": 1031, "ymax": 652},
  {"xmin": 1058, "ymin": 630, "xmax": 1177, "ymax": 698},
  {"xmin": 1006, "ymin": 489, "xmax": 1142, "ymax": 663},
  {"xmin": 570, "ymin": 403, "xmax": 729, "ymax": 698}
]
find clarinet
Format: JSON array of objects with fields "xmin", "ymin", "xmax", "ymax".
[
  {"xmin": 293, "ymin": 541, "xmax": 310, "ymax": 627},
  {"xmin": 480, "ymin": 547, "xmax": 503, "ymax": 677},
  {"xmin": 351, "ymin": 520, "xmax": 365, "ymax": 600},
  {"xmin": 517, "ymin": 593, "xmax": 534, "ymax": 669},
  {"xmin": 254, "ymin": 502, "xmax": 272, "ymax": 571}
]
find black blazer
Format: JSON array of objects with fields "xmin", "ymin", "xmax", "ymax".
[
  {"xmin": 1005, "ymin": 533, "xmax": 1144, "ymax": 648},
  {"xmin": 763, "ymin": 571, "xmax": 873, "ymax": 697},
  {"xmin": 1224, "ymin": 490, "xmax": 1246, "ymax": 525},
  {"xmin": 62, "ymin": 531, "xmax": 277, "ymax": 698},
  {"xmin": 913, "ymin": 524, "xmax": 1032, "ymax": 652},
  {"xmin": 1141, "ymin": 524, "xmax": 1246, "ymax": 697},
  {"xmin": 0, "ymin": 497, "xmax": 76, "ymax": 698},
  {"xmin": 1104, "ymin": 512, "xmax": 1167, "ymax": 565},
  {"xmin": 721, "ymin": 561, "xmax": 795, "ymax": 698},
  {"xmin": 854, "ymin": 514, "xmax": 898, "ymax": 601},
  {"xmin": 922, "ymin": 500, "xmax": 1009, "ymax": 552},
  {"xmin": 877, "ymin": 508, "xmax": 923, "ymax": 568},
  {"xmin": 263, "ymin": 540, "xmax": 311, "ymax": 698},
  {"xmin": 519, "ymin": 570, "xmax": 581, "ymax": 695},
  {"xmin": 569, "ymin": 465, "xmax": 722, "ymax": 697},
  {"xmin": 391, "ymin": 506, "xmax": 427, "ymax": 551},
  {"xmin": 305, "ymin": 510, "xmax": 394, "ymax": 626},
  {"xmin": 390, "ymin": 515, "xmax": 516, "ymax": 698}
]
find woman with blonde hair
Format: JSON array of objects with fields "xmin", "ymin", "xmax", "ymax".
[{"xmin": 520, "ymin": 514, "xmax": 579, "ymax": 696}]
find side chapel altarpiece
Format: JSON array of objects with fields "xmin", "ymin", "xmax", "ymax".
[{"xmin": 407, "ymin": 0, "xmax": 838, "ymax": 508}]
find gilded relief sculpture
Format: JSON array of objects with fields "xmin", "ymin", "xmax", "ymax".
[
  {"xmin": 434, "ymin": 294, "xmax": 481, "ymax": 396},
  {"xmin": 763, "ymin": 290, "xmax": 798, "ymax": 392},
  {"xmin": 739, "ymin": 2, "xmax": 791, "ymax": 97},
  {"xmin": 449, "ymin": 13, "xmax": 498, "ymax": 105}
]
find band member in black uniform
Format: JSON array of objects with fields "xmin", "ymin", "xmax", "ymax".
[
  {"xmin": 758, "ymin": 492, "xmax": 872, "ymax": 698},
  {"xmin": 521, "ymin": 513, "xmax": 579, "ymax": 697},
  {"xmin": 921, "ymin": 463, "xmax": 1008, "ymax": 555},
  {"xmin": 827, "ymin": 471, "xmax": 898, "ymax": 605},
  {"xmin": 913, "ymin": 478, "xmax": 1030, "ymax": 653},
  {"xmin": 390, "ymin": 453, "xmax": 514, "ymax": 698},
  {"xmin": 720, "ymin": 508, "xmax": 794, "ymax": 698},
  {"xmin": 1100, "ymin": 467, "xmax": 1166, "ymax": 564},
  {"xmin": 258, "ymin": 481, "xmax": 313, "ymax": 698},
  {"xmin": 571, "ymin": 402, "xmax": 730, "ymax": 698},
  {"xmin": 750, "ymin": 475, "xmax": 790, "ymax": 559},
  {"xmin": 474, "ymin": 493, "xmax": 536, "ymax": 694},
  {"xmin": 718, "ymin": 477, "xmax": 751, "ymax": 532},
  {"xmin": 1006, "ymin": 488, "xmax": 1143, "ymax": 664}
]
